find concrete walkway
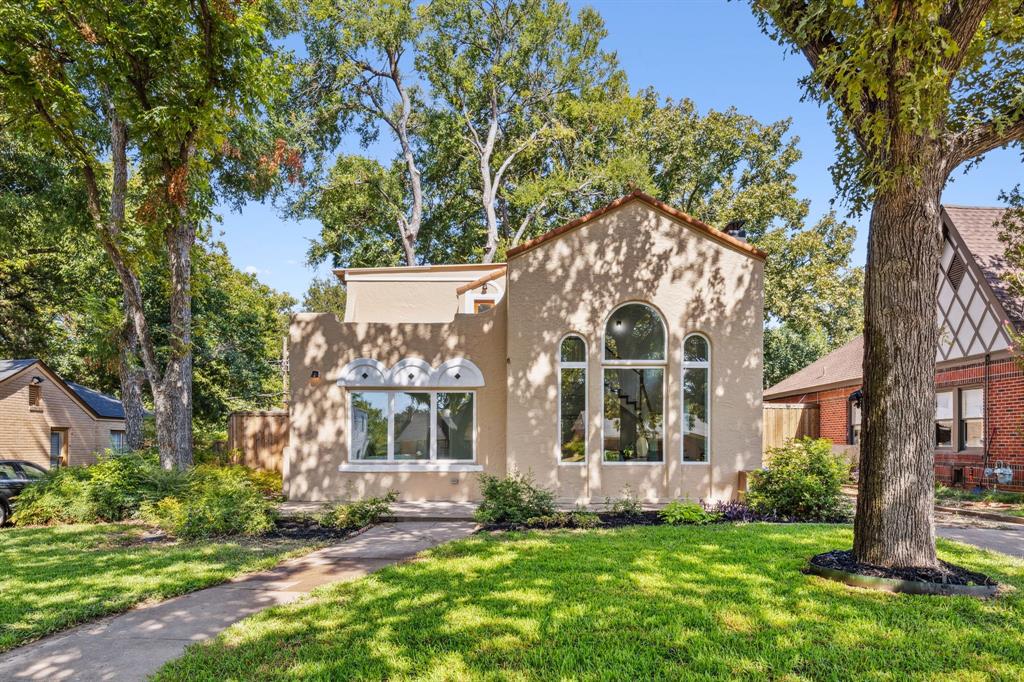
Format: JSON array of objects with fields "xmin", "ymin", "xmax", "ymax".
[
  {"xmin": 0, "ymin": 521, "xmax": 476, "ymax": 682},
  {"xmin": 938, "ymin": 526, "xmax": 1024, "ymax": 558}
]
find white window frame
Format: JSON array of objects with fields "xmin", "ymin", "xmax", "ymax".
[
  {"xmin": 345, "ymin": 390, "xmax": 477, "ymax": 468},
  {"xmin": 558, "ymin": 333, "xmax": 588, "ymax": 466},
  {"xmin": 601, "ymin": 302, "xmax": 667, "ymax": 465},
  {"xmin": 935, "ymin": 390, "xmax": 954, "ymax": 449},
  {"xmin": 681, "ymin": 333, "xmax": 711, "ymax": 464}
]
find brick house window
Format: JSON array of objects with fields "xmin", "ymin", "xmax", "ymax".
[
  {"xmin": 848, "ymin": 393, "xmax": 861, "ymax": 445},
  {"xmin": 959, "ymin": 387, "xmax": 984, "ymax": 449},
  {"xmin": 935, "ymin": 391, "xmax": 953, "ymax": 448}
]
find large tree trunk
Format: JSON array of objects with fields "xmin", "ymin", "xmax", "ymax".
[
  {"xmin": 854, "ymin": 176, "xmax": 945, "ymax": 568},
  {"xmin": 155, "ymin": 210, "xmax": 195, "ymax": 470},
  {"xmin": 118, "ymin": 320, "xmax": 146, "ymax": 450}
]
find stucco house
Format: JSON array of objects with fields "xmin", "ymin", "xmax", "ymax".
[
  {"xmin": 765, "ymin": 205, "xmax": 1024, "ymax": 491},
  {"xmin": 285, "ymin": 191, "xmax": 765, "ymax": 503},
  {"xmin": 0, "ymin": 359, "xmax": 127, "ymax": 469}
]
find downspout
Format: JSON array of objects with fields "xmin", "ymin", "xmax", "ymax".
[{"xmin": 982, "ymin": 353, "xmax": 991, "ymax": 489}]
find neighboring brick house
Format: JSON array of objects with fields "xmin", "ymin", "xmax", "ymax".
[
  {"xmin": 765, "ymin": 205, "xmax": 1024, "ymax": 491},
  {"xmin": 0, "ymin": 359, "xmax": 127, "ymax": 469}
]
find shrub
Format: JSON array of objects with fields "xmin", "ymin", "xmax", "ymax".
[
  {"xmin": 141, "ymin": 466, "xmax": 275, "ymax": 540},
  {"xmin": 605, "ymin": 485, "xmax": 643, "ymax": 518},
  {"xmin": 12, "ymin": 451, "xmax": 188, "ymax": 525},
  {"xmin": 475, "ymin": 471, "xmax": 555, "ymax": 525},
  {"xmin": 320, "ymin": 491, "xmax": 398, "ymax": 530},
  {"xmin": 524, "ymin": 510, "xmax": 603, "ymax": 529},
  {"xmin": 660, "ymin": 500, "xmax": 721, "ymax": 525},
  {"xmin": 748, "ymin": 438, "xmax": 851, "ymax": 521}
]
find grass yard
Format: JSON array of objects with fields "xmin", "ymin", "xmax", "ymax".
[
  {"xmin": 0, "ymin": 523, "xmax": 316, "ymax": 652},
  {"xmin": 154, "ymin": 524, "xmax": 1024, "ymax": 681}
]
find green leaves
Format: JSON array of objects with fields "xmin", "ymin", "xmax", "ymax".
[{"xmin": 751, "ymin": 0, "xmax": 1024, "ymax": 211}]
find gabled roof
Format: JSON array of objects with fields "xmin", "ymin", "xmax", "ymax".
[
  {"xmin": 505, "ymin": 190, "xmax": 768, "ymax": 261},
  {"xmin": 0, "ymin": 359, "xmax": 125, "ymax": 420},
  {"xmin": 0, "ymin": 359, "xmax": 38, "ymax": 383},
  {"xmin": 763, "ymin": 335, "xmax": 864, "ymax": 400},
  {"xmin": 943, "ymin": 205, "xmax": 1023, "ymax": 328}
]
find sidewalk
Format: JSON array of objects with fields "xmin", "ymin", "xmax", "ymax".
[{"xmin": 0, "ymin": 521, "xmax": 476, "ymax": 682}]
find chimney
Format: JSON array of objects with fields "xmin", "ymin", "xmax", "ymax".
[{"xmin": 723, "ymin": 219, "xmax": 748, "ymax": 241}]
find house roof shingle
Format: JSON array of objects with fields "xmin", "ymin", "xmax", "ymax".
[
  {"xmin": 66, "ymin": 381, "xmax": 126, "ymax": 419},
  {"xmin": 763, "ymin": 335, "xmax": 864, "ymax": 400},
  {"xmin": 943, "ymin": 205, "xmax": 1024, "ymax": 328},
  {"xmin": 0, "ymin": 359, "xmax": 38, "ymax": 383}
]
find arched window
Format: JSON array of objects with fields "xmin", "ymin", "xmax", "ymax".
[
  {"xmin": 559, "ymin": 335, "xmax": 587, "ymax": 463},
  {"xmin": 603, "ymin": 303, "xmax": 666, "ymax": 463},
  {"xmin": 682, "ymin": 334, "xmax": 710, "ymax": 463}
]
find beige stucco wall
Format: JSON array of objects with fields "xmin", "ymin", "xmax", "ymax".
[
  {"xmin": 285, "ymin": 306, "xmax": 508, "ymax": 501},
  {"xmin": 344, "ymin": 266, "xmax": 506, "ymax": 323},
  {"xmin": 505, "ymin": 200, "xmax": 764, "ymax": 503},
  {"xmin": 0, "ymin": 365, "xmax": 125, "ymax": 468}
]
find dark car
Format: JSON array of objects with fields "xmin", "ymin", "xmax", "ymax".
[{"xmin": 0, "ymin": 461, "xmax": 47, "ymax": 526}]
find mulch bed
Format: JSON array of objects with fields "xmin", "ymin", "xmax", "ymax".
[
  {"xmin": 810, "ymin": 549, "xmax": 997, "ymax": 587},
  {"xmin": 265, "ymin": 517, "xmax": 356, "ymax": 541}
]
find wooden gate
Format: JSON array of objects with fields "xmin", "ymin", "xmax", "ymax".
[
  {"xmin": 227, "ymin": 410, "xmax": 289, "ymax": 472},
  {"xmin": 763, "ymin": 403, "xmax": 819, "ymax": 454}
]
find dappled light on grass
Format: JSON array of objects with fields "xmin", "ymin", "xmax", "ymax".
[
  {"xmin": 153, "ymin": 524, "xmax": 1024, "ymax": 680},
  {"xmin": 0, "ymin": 523, "xmax": 315, "ymax": 652}
]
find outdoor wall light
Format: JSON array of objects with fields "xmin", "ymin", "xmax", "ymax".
[
  {"xmin": 309, "ymin": 370, "xmax": 321, "ymax": 386},
  {"xmin": 30, "ymin": 376, "xmax": 43, "ymax": 385}
]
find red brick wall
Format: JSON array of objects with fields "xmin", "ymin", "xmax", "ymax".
[{"xmin": 768, "ymin": 358, "xmax": 1024, "ymax": 491}]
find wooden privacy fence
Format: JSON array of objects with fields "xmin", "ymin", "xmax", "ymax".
[
  {"xmin": 763, "ymin": 403, "xmax": 819, "ymax": 454},
  {"xmin": 227, "ymin": 410, "xmax": 289, "ymax": 472}
]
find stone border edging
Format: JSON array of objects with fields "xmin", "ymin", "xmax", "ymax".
[
  {"xmin": 806, "ymin": 562, "xmax": 999, "ymax": 597},
  {"xmin": 934, "ymin": 505, "xmax": 1024, "ymax": 525}
]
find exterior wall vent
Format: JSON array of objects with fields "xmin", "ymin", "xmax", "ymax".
[{"xmin": 947, "ymin": 253, "xmax": 966, "ymax": 291}]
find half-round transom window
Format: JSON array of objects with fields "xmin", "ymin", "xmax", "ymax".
[{"xmin": 604, "ymin": 303, "xmax": 666, "ymax": 361}]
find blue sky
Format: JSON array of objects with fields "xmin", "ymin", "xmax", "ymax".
[{"xmin": 216, "ymin": 0, "xmax": 1021, "ymax": 301}]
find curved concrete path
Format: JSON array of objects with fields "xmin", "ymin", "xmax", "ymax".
[{"xmin": 0, "ymin": 521, "xmax": 476, "ymax": 681}]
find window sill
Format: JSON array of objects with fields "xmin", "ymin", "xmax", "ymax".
[
  {"xmin": 339, "ymin": 462, "xmax": 482, "ymax": 473},
  {"xmin": 602, "ymin": 460, "xmax": 665, "ymax": 466}
]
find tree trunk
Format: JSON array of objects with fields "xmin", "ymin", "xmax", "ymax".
[
  {"xmin": 853, "ymin": 177, "xmax": 944, "ymax": 568},
  {"xmin": 156, "ymin": 210, "xmax": 195, "ymax": 470},
  {"xmin": 118, "ymin": 320, "xmax": 146, "ymax": 450}
]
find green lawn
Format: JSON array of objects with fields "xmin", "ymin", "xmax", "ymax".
[
  {"xmin": 0, "ymin": 523, "xmax": 315, "ymax": 652},
  {"xmin": 153, "ymin": 524, "xmax": 1024, "ymax": 681}
]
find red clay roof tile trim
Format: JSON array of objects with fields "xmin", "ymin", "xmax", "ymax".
[
  {"xmin": 455, "ymin": 268, "xmax": 507, "ymax": 295},
  {"xmin": 505, "ymin": 190, "xmax": 768, "ymax": 261}
]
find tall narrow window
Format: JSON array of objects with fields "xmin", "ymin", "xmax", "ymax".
[
  {"xmin": 849, "ymin": 400, "xmax": 862, "ymax": 445},
  {"xmin": 935, "ymin": 391, "xmax": 953, "ymax": 448},
  {"xmin": 603, "ymin": 303, "xmax": 666, "ymax": 463},
  {"xmin": 437, "ymin": 392, "xmax": 474, "ymax": 460},
  {"xmin": 28, "ymin": 384, "xmax": 41, "ymax": 408},
  {"xmin": 959, "ymin": 387, "xmax": 984, "ymax": 449},
  {"xmin": 682, "ymin": 334, "xmax": 710, "ymax": 462},
  {"xmin": 351, "ymin": 392, "xmax": 389, "ymax": 460},
  {"xmin": 559, "ymin": 335, "xmax": 587, "ymax": 463}
]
